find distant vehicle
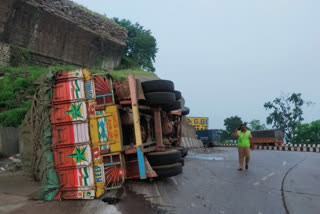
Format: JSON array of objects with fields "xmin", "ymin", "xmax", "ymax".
[
  {"xmin": 251, "ymin": 129, "xmax": 284, "ymax": 146},
  {"xmin": 187, "ymin": 117, "xmax": 208, "ymax": 130},
  {"xmin": 196, "ymin": 129, "xmax": 220, "ymax": 147}
]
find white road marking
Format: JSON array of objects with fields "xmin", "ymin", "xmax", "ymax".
[
  {"xmin": 261, "ymin": 172, "xmax": 275, "ymax": 181},
  {"xmin": 282, "ymin": 161, "xmax": 287, "ymax": 166},
  {"xmin": 254, "ymin": 172, "xmax": 275, "ymax": 185},
  {"xmin": 170, "ymin": 177, "xmax": 178, "ymax": 186}
]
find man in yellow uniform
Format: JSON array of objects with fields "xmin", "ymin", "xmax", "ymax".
[{"xmin": 232, "ymin": 124, "xmax": 252, "ymax": 171}]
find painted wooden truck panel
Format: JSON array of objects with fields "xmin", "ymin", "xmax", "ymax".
[
  {"xmin": 52, "ymin": 123, "xmax": 90, "ymax": 147},
  {"xmin": 52, "ymin": 69, "xmax": 124, "ymax": 200}
]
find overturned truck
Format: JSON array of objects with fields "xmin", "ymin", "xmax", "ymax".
[{"xmin": 20, "ymin": 69, "xmax": 190, "ymax": 200}]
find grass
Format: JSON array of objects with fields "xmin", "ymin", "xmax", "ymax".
[
  {"xmin": 0, "ymin": 65, "xmax": 157, "ymax": 127},
  {"xmin": 0, "ymin": 65, "xmax": 79, "ymax": 127},
  {"xmin": 92, "ymin": 68, "xmax": 156, "ymax": 82},
  {"xmin": 71, "ymin": 2, "xmax": 111, "ymax": 22}
]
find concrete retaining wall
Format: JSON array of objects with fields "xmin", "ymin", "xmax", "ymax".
[
  {"xmin": 181, "ymin": 137, "xmax": 203, "ymax": 149},
  {"xmin": 0, "ymin": 0, "xmax": 126, "ymax": 70},
  {"xmin": 0, "ymin": 127, "xmax": 20, "ymax": 157}
]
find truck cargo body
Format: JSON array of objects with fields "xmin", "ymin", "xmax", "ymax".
[
  {"xmin": 251, "ymin": 129, "xmax": 284, "ymax": 146},
  {"xmin": 50, "ymin": 69, "xmax": 186, "ymax": 200},
  {"xmin": 196, "ymin": 129, "xmax": 220, "ymax": 147}
]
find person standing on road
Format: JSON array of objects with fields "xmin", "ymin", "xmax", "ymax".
[{"xmin": 232, "ymin": 124, "xmax": 252, "ymax": 171}]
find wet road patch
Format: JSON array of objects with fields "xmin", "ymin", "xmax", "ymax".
[{"xmin": 186, "ymin": 152, "xmax": 224, "ymax": 161}]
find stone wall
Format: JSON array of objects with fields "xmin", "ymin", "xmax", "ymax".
[
  {"xmin": 0, "ymin": 0, "xmax": 127, "ymax": 70},
  {"xmin": 0, "ymin": 128, "xmax": 20, "ymax": 157}
]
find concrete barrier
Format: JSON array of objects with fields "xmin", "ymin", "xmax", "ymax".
[
  {"xmin": 181, "ymin": 137, "xmax": 203, "ymax": 149},
  {"xmin": 255, "ymin": 145, "xmax": 320, "ymax": 153},
  {"xmin": 214, "ymin": 144, "xmax": 320, "ymax": 153},
  {"xmin": 0, "ymin": 127, "xmax": 20, "ymax": 157}
]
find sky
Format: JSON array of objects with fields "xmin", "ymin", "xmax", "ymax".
[{"xmin": 74, "ymin": 0, "xmax": 320, "ymax": 129}]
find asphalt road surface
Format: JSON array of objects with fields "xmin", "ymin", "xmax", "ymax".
[{"xmin": 1, "ymin": 148, "xmax": 319, "ymax": 214}]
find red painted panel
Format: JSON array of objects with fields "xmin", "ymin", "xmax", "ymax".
[
  {"xmin": 53, "ymin": 145, "xmax": 92, "ymax": 169},
  {"xmin": 52, "ymin": 123, "xmax": 89, "ymax": 148},
  {"xmin": 51, "ymin": 101, "xmax": 87, "ymax": 124},
  {"xmin": 52, "ymin": 81, "xmax": 70, "ymax": 104},
  {"xmin": 55, "ymin": 167, "xmax": 95, "ymax": 191},
  {"xmin": 53, "ymin": 80, "xmax": 85, "ymax": 104}
]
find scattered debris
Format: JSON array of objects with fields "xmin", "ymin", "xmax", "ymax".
[{"xmin": 0, "ymin": 154, "xmax": 23, "ymax": 175}]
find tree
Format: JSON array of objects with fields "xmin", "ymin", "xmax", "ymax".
[
  {"xmin": 219, "ymin": 129, "xmax": 231, "ymax": 142},
  {"xmin": 224, "ymin": 116, "xmax": 243, "ymax": 143},
  {"xmin": 264, "ymin": 93, "xmax": 307, "ymax": 143},
  {"xmin": 248, "ymin": 119, "xmax": 266, "ymax": 131},
  {"xmin": 113, "ymin": 18, "xmax": 158, "ymax": 72},
  {"xmin": 293, "ymin": 120, "xmax": 320, "ymax": 144}
]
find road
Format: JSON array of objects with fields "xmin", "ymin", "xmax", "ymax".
[{"xmin": 0, "ymin": 148, "xmax": 319, "ymax": 214}]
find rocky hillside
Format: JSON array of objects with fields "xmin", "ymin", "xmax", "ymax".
[{"xmin": 0, "ymin": 0, "xmax": 127, "ymax": 70}]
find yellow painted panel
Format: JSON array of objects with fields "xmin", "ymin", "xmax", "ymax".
[
  {"xmin": 82, "ymin": 68, "xmax": 92, "ymax": 81},
  {"xmin": 89, "ymin": 119, "xmax": 100, "ymax": 145},
  {"xmin": 106, "ymin": 105, "xmax": 123, "ymax": 152},
  {"xmin": 187, "ymin": 117, "xmax": 209, "ymax": 130},
  {"xmin": 132, "ymin": 104, "xmax": 142, "ymax": 147}
]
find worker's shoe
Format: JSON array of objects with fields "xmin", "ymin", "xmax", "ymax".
[
  {"xmin": 245, "ymin": 165, "xmax": 248, "ymax": 170},
  {"xmin": 238, "ymin": 168, "xmax": 243, "ymax": 171}
]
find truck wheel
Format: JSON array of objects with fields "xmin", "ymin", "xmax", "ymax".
[
  {"xmin": 177, "ymin": 158, "xmax": 184, "ymax": 166},
  {"xmin": 145, "ymin": 92, "xmax": 176, "ymax": 106},
  {"xmin": 162, "ymin": 101, "xmax": 181, "ymax": 112},
  {"xmin": 182, "ymin": 107, "xmax": 190, "ymax": 116},
  {"xmin": 142, "ymin": 80, "xmax": 174, "ymax": 93},
  {"xmin": 174, "ymin": 90, "xmax": 181, "ymax": 100},
  {"xmin": 174, "ymin": 146, "xmax": 186, "ymax": 157},
  {"xmin": 146, "ymin": 149, "xmax": 181, "ymax": 166},
  {"xmin": 182, "ymin": 148, "xmax": 188, "ymax": 158},
  {"xmin": 153, "ymin": 163, "xmax": 183, "ymax": 178}
]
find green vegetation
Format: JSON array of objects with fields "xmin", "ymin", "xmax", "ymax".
[
  {"xmin": 9, "ymin": 45, "xmax": 31, "ymax": 66},
  {"xmin": 0, "ymin": 65, "xmax": 156, "ymax": 127},
  {"xmin": 93, "ymin": 68, "xmax": 156, "ymax": 82},
  {"xmin": 248, "ymin": 119, "xmax": 266, "ymax": 131},
  {"xmin": 293, "ymin": 120, "xmax": 320, "ymax": 144},
  {"xmin": 0, "ymin": 65, "xmax": 78, "ymax": 127},
  {"xmin": 113, "ymin": 18, "xmax": 158, "ymax": 72},
  {"xmin": 221, "ymin": 116, "xmax": 243, "ymax": 143},
  {"xmin": 264, "ymin": 93, "xmax": 308, "ymax": 143}
]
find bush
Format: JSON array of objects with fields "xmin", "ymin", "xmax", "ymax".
[{"xmin": 0, "ymin": 107, "xmax": 29, "ymax": 127}]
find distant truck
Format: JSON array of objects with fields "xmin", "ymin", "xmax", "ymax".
[
  {"xmin": 196, "ymin": 129, "xmax": 220, "ymax": 147},
  {"xmin": 251, "ymin": 129, "xmax": 284, "ymax": 146}
]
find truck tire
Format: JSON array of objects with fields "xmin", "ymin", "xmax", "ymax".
[
  {"xmin": 142, "ymin": 80, "xmax": 174, "ymax": 93},
  {"xmin": 177, "ymin": 158, "xmax": 184, "ymax": 166},
  {"xmin": 146, "ymin": 149, "xmax": 181, "ymax": 166},
  {"xmin": 174, "ymin": 90, "xmax": 181, "ymax": 100},
  {"xmin": 174, "ymin": 147, "xmax": 186, "ymax": 157},
  {"xmin": 162, "ymin": 101, "xmax": 181, "ymax": 112},
  {"xmin": 182, "ymin": 149, "xmax": 188, "ymax": 158},
  {"xmin": 182, "ymin": 107, "xmax": 190, "ymax": 116},
  {"xmin": 153, "ymin": 163, "xmax": 183, "ymax": 178},
  {"xmin": 145, "ymin": 92, "xmax": 176, "ymax": 106}
]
